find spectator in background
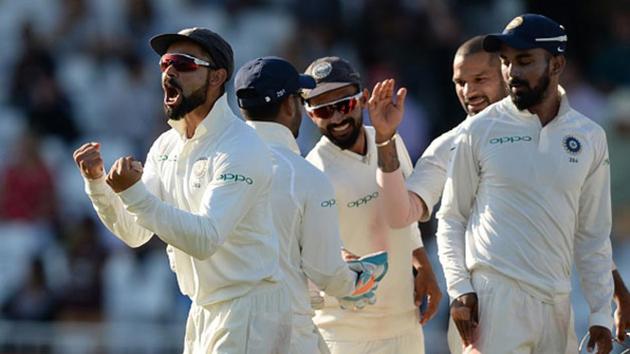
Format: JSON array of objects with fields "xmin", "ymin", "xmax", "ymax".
[
  {"xmin": 57, "ymin": 216, "xmax": 107, "ymax": 322},
  {"xmin": 606, "ymin": 87, "xmax": 630, "ymax": 238},
  {"xmin": 1, "ymin": 257, "xmax": 57, "ymax": 321},
  {"xmin": 0, "ymin": 131, "xmax": 56, "ymax": 224}
]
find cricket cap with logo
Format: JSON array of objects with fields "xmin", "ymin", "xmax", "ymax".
[
  {"xmin": 483, "ymin": 14, "xmax": 567, "ymax": 55},
  {"xmin": 150, "ymin": 27, "xmax": 235, "ymax": 80},
  {"xmin": 302, "ymin": 56, "xmax": 362, "ymax": 100},
  {"xmin": 234, "ymin": 56, "xmax": 316, "ymax": 108}
]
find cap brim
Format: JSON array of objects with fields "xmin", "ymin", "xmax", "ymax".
[
  {"xmin": 302, "ymin": 82, "xmax": 355, "ymax": 100},
  {"xmin": 298, "ymin": 75, "xmax": 316, "ymax": 90},
  {"xmin": 150, "ymin": 33, "xmax": 197, "ymax": 55},
  {"xmin": 483, "ymin": 33, "xmax": 534, "ymax": 52}
]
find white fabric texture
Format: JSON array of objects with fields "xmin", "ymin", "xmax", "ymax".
[
  {"xmin": 306, "ymin": 126, "xmax": 423, "ymax": 343},
  {"xmin": 437, "ymin": 91, "xmax": 614, "ymax": 330},
  {"xmin": 84, "ymin": 94, "xmax": 282, "ymax": 306}
]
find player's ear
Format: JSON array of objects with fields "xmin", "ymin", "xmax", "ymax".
[
  {"xmin": 208, "ymin": 68, "xmax": 228, "ymax": 88},
  {"xmin": 361, "ymin": 88, "xmax": 369, "ymax": 105},
  {"xmin": 550, "ymin": 55, "xmax": 565, "ymax": 77}
]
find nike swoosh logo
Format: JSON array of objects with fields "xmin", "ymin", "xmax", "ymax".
[
  {"xmin": 557, "ymin": 47, "xmax": 565, "ymax": 52},
  {"xmin": 450, "ymin": 147, "xmax": 456, "ymax": 151}
]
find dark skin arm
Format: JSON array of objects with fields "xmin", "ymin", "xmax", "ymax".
[
  {"xmin": 412, "ymin": 247, "xmax": 442, "ymax": 325},
  {"xmin": 451, "ymin": 292, "xmax": 478, "ymax": 347},
  {"xmin": 613, "ymin": 268, "xmax": 630, "ymax": 342}
]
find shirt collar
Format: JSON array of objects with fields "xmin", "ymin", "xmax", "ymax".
[
  {"xmin": 246, "ymin": 121, "xmax": 301, "ymax": 155},
  {"xmin": 167, "ymin": 94, "xmax": 233, "ymax": 140}
]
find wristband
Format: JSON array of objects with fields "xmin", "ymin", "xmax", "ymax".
[{"xmin": 375, "ymin": 134, "xmax": 397, "ymax": 147}]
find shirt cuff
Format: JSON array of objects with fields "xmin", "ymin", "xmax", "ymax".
[
  {"xmin": 117, "ymin": 180, "xmax": 151, "ymax": 211},
  {"xmin": 588, "ymin": 311, "xmax": 613, "ymax": 331},
  {"xmin": 448, "ymin": 278, "xmax": 475, "ymax": 303},
  {"xmin": 84, "ymin": 175, "xmax": 109, "ymax": 195}
]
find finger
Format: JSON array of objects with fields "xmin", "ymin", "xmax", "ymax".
[
  {"xmin": 123, "ymin": 156, "xmax": 133, "ymax": 172},
  {"xmin": 456, "ymin": 319, "xmax": 472, "ymax": 346},
  {"xmin": 379, "ymin": 79, "xmax": 391, "ymax": 101},
  {"xmin": 616, "ymin": 325, "xmax": 624, "ymax": 342},
  {"xmin": 396, "ymin": 87, "xmax": 407, "ymax": 109},
  {"xmin": 370, "ymin": 81, "xmax": 382, "ymax": 101},
  {"xmin": 421, "ymin": 296, "xmax": 440, "ymax": 324},
  {"xmin": 596, "ymin": 337, "xmax": 611, "ymax": 354}
]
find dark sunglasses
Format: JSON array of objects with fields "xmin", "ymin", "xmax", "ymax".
[
  {"xmin": 305, "ymin": 92, "xmax": 362, "ymax": 119},
  {"xmin": 159, "ymin": 53, "xmax": 215, "ymax": 73}
]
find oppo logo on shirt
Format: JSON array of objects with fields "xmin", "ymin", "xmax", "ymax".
[
  {"xmin": 217, "ymin": 173, "xmax": 254, "ymax": 185},
  {"xmin": 489, "ymin": 135, "xmax": 533, "ymax": 144},
  {"xmin": 321, "ymin": 199, "xmax": 336, "ymax": 208},
  {"xmin": 347, "ymin": 191, "xmax": 379, "ymax": 208}
]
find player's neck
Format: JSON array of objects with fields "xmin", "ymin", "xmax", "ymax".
[
  {"xmin": 183, "ymin": 98, "xmax": 218, "ymax": 139},
  {"xmin": 528, "ymin": 87, "xmax": 561, "ymax": 127},
  {"xmin": 348, "ymin": 127, "xmax": 368, "ymax": 156}
]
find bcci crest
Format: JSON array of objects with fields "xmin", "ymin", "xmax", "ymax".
[
  {"xmin": 192, "ymin": 157, "xmax": 209, "ymax": 178},
  {"xmin": 562, "ymin": 136, "xmax": 581, "ymax": 155},
  {"xmin": 311, "ymin": 62, "xmax": 332, "ymax": 79}
]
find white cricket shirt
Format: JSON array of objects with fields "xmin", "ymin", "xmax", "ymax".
[
  {"xmin": 437, "ymin": 92, "xmax": 614, "ymax": 329},
  {"xmin": 306, "ymin": 126, "xmax": 424, "ymax": 340},
  {"xmin": 84, "ymin": 94, "xmax": 281, "ymax": 306},
  {"xmin": 246, "ymin": 121, "xmax": 357, "ymax": 327}
]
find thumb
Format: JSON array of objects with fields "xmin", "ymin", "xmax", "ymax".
[
  {"xmin": 396, "ymin": 87, "xmax": 407, "ymax": 109},
  {"xmin": 586, "ymin": 333, "xmax": 596, "ymax": 352}
]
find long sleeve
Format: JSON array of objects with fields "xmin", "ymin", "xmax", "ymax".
[
  {"xmin": 574, "ymin": 131, "xmax": 614, "ymax": 330},
  {"xmin": 301, "ymin": 175, "xmax": 357, "ymax": 297},
  {"xmin": 117, "ymin": 148, "xmax": 272, "ymax": 261},
  {"xmin": 436, "ymin": 127, "xmax": 479, "ymax": 300},
  {"xmin": 377, "ymin": 168, "xmax": 428, "ymax": 227}
]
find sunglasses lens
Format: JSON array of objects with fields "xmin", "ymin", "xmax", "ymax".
[
  {"xmin": 312, "ymin": 106, "xmax": 335, "ymax": 119},
  {"xmin": 160, "ymin": 54, "xmax": 198, "ymax": 72},
  {"xmin": 337, "ymin": 98, "xmax": 357, "ymax": 114}
]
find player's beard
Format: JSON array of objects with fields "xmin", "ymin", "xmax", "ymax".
[
  {"xmin": 321, "ymin": 113, "xmax": 363, "ymax": 150},
  {"xmin": 508, "ymin": 71, "xmax": 550, "ymax": 111},
  {"xmin": 163, "ymin": 79, "xmax": 209, "ymax": 121}
]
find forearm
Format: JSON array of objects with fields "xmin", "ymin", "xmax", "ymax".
[
  {"xmin": 84, "ymin": 176, "xmax": 153, "ymax": 247},
  {"xmin": 437, "ymin": 218, "xmax": 473, "ymax": 300},
  {"xmin": 377, "ymin": 168, "xmax": 428, "ymax": 228},
  {"xmin": 118, "ymin": 180, "xmax": 222, "ymax": 260},
  {"xmin": 377, "ymin": 139, "xmax": 400, "ymax": 172},
  {"xmin": 613, "ymin": 269, "xmax": 630, "ymax": 303}
]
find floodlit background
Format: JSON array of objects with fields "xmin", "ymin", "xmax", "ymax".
[{"xmin": 0, "ymin": 0, "xmax": 628, "ymax": 353}]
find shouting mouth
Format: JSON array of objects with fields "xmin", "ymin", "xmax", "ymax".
[{"xmin": 163, "ymin": 80, "xmax": 182, "ymax": 108}]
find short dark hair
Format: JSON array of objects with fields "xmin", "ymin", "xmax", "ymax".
[
  {"xmin": 455, "ymin": 35, "xmax": 487, "ymax": 57},
  {"xmin": 239, "ymin": 88, "xmax": 284, "ymax": 121}
]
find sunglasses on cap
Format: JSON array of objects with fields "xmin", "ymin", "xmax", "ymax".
[
  {"xmin": 304, "ymin": 92, "xmax": 363, "ymax": 119},
  {"xmin": 159, "ymin": 53, "xmax": 216, "ymax": 73}
]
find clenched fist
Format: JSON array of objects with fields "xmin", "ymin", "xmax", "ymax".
[
  {"xmin": 73, "ymin": 142, "xmax": 105, "ymax": 180},
  {"xmin": 106, "ymin": 156, "xmax": 143, "ymax": 193}
]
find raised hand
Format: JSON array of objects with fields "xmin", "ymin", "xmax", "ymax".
[
  {"xmin": 73, "ymin": 142, "xmax": 105, "ymax": 180},
  {"xmin": 367, "ymin": 79, "xmax": 407, "ymax": 143},
  {"xmin": 106, "ymin": 156, "xmax": 143, "ymax": 193}
]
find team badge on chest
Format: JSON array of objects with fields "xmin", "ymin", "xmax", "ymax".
[{"xmin": 562, "ymin": 135, "xmax": 582, "ymax": 155}]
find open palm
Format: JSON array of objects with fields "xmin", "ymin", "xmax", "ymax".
[{"xmin": 368, "ymin": 79, "xmax": 407, "ymax": 142}]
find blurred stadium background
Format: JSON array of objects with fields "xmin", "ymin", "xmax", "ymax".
[{"xmin": 0, "ymin": 0, "xmax": 628, "ymax": 353}]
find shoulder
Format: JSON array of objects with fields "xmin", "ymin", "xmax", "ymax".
[{"xmin": 212, "ymin": 119, "xmax": 273, "ymax": 174}]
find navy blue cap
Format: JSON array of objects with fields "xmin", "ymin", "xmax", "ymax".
[
  {"xmin": 302, "ymin": 56, "xmax": 361, "ymax": 100},
  {"xmin": 235, "ymin": 57, "xmax": 316, "ymax": 108},
  {"xmin": 151, "ymin": 27, "xmax": 234, "ymax": 80},
  {"xmin": 483, "ymin": 14, "xmax": 567, "ymax": 55}
]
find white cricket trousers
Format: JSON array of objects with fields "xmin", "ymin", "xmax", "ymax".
[
  {"xmin": 183, "ymin": 281, "xmax": 292, "ymax": 354},
  {"xmin": 290, "ymin": 315, "xmax": 330, "ymax": 354},
  {"xmin": 324, "ymin": 327, "xmax": 424, "ymax": 354},
  {"xmin": 461, "ymin": 269, "xmax": 574, "ymax": 354}
]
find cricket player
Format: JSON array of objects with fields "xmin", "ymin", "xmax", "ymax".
[
  {"xmin": 438, "ymin": 14, "xmax": 614, "ymax": 353},
  {"xmin": 234, "ymin": 56, "xmax": 387, "ymax": 354},
  {"xmin": 373, "ymin": 35, "xmax": 630, "ymax": 352},
  {"xmin": 371, "ymin": 36, "xmax": 506, "ymax": 354},
  {"xmin": 73, "ymin": 28, "xmax": 291, "ymax": 353},
  {"xmin": 302, "ymin": 56, "xmax": 441, "ymax": 354}
]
